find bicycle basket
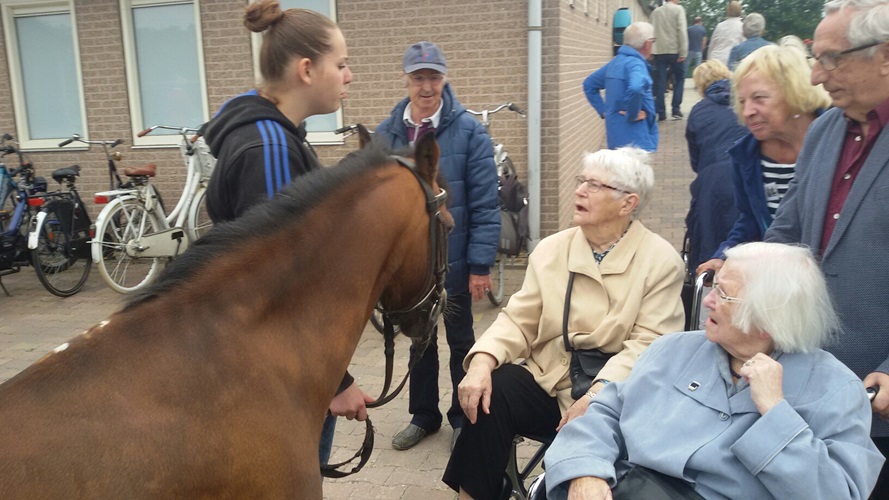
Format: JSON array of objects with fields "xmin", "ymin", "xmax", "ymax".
[{"xmin": 29, "ymin": 176, "xmax": 48, "ymax": 195}]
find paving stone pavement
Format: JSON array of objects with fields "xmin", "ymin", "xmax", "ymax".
[{"xmin": 0, "ymin": 81, "xmax": 699, "ymax": 499}]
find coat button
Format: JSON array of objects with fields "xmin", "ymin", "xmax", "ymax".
[
  {"xmin": 719, "ymin": 412, "xmax": 729, "ymax": 420},
  {"xmin": 561, "ymin": 357, "xmax": 568, "ymax": 366}
]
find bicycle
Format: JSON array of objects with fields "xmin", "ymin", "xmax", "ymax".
[
  {"xmin": 1, "ymin": 135, "xmax": 91, "ymax": 297},
  {"xmin": 466, "ymin": 102, "xmax": 527, "ymax": 306},
  {"xmin": 83, "ymin": 125, "xmax": 215, "ymax": 294}
]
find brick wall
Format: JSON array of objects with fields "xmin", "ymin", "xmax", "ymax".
[{"xmin": 0, "ymin": 0, "xmax": 648, "ymax": 236}]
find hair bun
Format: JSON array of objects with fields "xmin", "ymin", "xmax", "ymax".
[{"xmin": 244, "ymin": 0, "xmax": 285, "ymax": 33}]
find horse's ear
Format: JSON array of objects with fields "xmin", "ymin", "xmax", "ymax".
[
  {"xmin": 357, "ymin": 124, "xmax": 372, "ymax": 149},
  {"xmin": 414, "ymin": 131, "xmax": 440, "ymax": 183}
]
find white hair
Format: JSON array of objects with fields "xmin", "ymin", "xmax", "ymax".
[
  {"xmin": 742, "ymin": 13, "xmax": 766, "ymax": 38},
  {"xmin": 824, "ymin": 0, "xmax": 889, "ymax": 57},
  {"xmin": 724, "ymin": 242, "xmax": 840, "ymax": 353},
  {"xmin": 623, "ymin": 22, "xmax": 654, "ymax": 50},
  {"xmin": 581, "ymin": 146, "xmax": 654, "ymax": 217}
]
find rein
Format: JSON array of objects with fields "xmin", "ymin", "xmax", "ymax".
[{"xmin": 320, "ymin": 154, "xmax": 448, "ymax": 478}]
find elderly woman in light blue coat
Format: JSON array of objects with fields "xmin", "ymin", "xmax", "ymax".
[{"xmin": 544, "ymin": 242, "xmax": 884, "ymax": 499}]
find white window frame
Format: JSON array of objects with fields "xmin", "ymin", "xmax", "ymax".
[
  {"xmin": 1, "ymin": 0, "xmax": 87, "ymax": 151},
  {"xmin": 249, "ymin": 0, "xmax": 344, "ymax": 145},
  {"xmin": 119, "ymin": 0, "xmax": 209, "ymax": 147}
]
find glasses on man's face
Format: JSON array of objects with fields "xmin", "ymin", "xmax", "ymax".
[
  {"xmin": 711, "ymin": 282, "xmax": 744, "ymax": 304},
  {"xmin": 810, "ymin": 40, "xmax": 887, "ymax": 71},
  {"xmin": 408, "ymin": 73, "xmax": 444, "ymax": 86},
  {"xmin": 574, "ymin": 176, "xmax": 631, "ymax": 194}
]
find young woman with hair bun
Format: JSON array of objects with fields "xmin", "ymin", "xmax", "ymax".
[{"xmin": 202, "ymin": 0, "xmax": 364, "ymax": 469}]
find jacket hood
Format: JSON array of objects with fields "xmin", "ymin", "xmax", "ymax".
[
  {"xmin": 705, "ymin": 79, "xmax": 732, "ymax": 106},
  {"xmin": 202, "ymin": 90, "xmax": 305, "ymax": 157}
]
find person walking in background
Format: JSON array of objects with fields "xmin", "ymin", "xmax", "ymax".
[
  {"xmin": 201, "ymin": 0, "xmax": 370, "ymax": 468},
  {"xmin": 763, "ymin": 1, "xmax": 889, "ymax": 496},
  {"xmin": 650, "ymin": 0, "xmax": 688, "ymax": 121},
  {"xmin": 708, "ymin": 1, "xmax": 744, "ymax": 66},
  {"xmin": 583, "ymin": 22, "xmax": 658, "ymax": 152},
  {"xmin": 686, "ymin": 16, "xmax": 708, "ymax": 75},
  {"xmin": 696, "ymin": 45, "xmax": 830, "ymax": 277},
  {"xmin": 728, "ymin": 13, "xmax": 773, "ymax": 70},
  {"xmin": 375, "ymin": 41, "xmax": 500, "ymax": 452},
  {"xmin": 684, "ymin": 59, "xmax": 747, "ymax": 276}
]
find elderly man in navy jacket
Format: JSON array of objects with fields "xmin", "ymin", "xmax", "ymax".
[{"xmin": 376, "ymin": 41, "xmax": 500, "ymax": 451}]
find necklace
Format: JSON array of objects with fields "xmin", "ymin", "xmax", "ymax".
[
  {"xmin": 729, "ymin": 364, "xmax": 742, "ymax": 379},
  {"xmin": 591, "ymin": 221, "xmax": 632, "ymax": 264}
]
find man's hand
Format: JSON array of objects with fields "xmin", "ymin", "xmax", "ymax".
[
  {"xmin": 469, "ymin": 273, "xmax": 493, "ymax": 302},
  {"xmin": 618, "ymin": 110, "xmax": 648, "ymax": 121},
  {"xmin": 458, "ymin": 353, "xmax": 497, "ymax": 423},
  {"xmin": 696, "ymin": 258, "xmax": 725, "ymax": 277},
  {"xmin": 677, "ymin": 56, "xmax": 686, "ymax": 63},
  {"xmin": 568, "ymin": 476, "xmax": 612, "ymax": 500},
  {"xmin": 863, "ymin": 372, "xmax": 889, "ymax": 420},
  {"xmin": 329, "ymin": 382, "xmax": 373, "ymax": 421}
]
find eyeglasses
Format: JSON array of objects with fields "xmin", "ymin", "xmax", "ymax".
[
  {"xmin": 810, "ymin": 40, "xmax": 887, "ymax": 71},
  {"xmin": 408, "ymin": 73, "xmax": 444, "ymax": 86},
  {"xmin": 574, "ymin": 176, "xmax": 631, "ymax": 194},
  {"xmin": 711, "ymin": 283, "xmax": 744, "ymax": 304}
]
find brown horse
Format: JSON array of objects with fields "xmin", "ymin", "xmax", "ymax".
[{"xmin": 0, "ymin": 132, "xmax": 451, "ymax": 498}]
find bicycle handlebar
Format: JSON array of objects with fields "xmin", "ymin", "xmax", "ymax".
[
  {"xmin": 138, "ymin": 125, "xmax": 201, "ymax": 138},
  {"xmin": 58, "ymin": 134, "xmax": 124, "ymax": 149},
  {"xmin": 334, "ymin": 124, "xmax": 357, "ymax": 135},
  {"xmin": 466, "ymin": 102, "xmax": 527, "ymax": 118}
]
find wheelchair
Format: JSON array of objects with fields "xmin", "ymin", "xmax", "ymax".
[{"xmin": 500, "ymin": 433, "xmax": 553, "ymax": 500}]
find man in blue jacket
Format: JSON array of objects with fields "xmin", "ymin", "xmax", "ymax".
[
  {"xmin": 584, "ymin": 22, "xmax": 659, "ymax": 152},
  {"xmin": 376, "ymin": 41, "xmax": 500, "ymax": 451}
]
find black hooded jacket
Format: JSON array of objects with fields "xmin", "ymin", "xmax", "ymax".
[{"xmin": 203, "ymin": 90, "xmax": 321, "ymax": 223}]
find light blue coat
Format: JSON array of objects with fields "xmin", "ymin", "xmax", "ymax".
[{"xmin": 544, "ymin": 332, "xmax": 883, "ymax": 500}]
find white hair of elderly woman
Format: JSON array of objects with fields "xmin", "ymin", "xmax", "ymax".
[
  {"xmin": 723, "ymin": 242, "xmax": 841, "ymax": 353},
  {"xmin": 581, "ymin": 146, "xmax": 654, "ymax": 216}
]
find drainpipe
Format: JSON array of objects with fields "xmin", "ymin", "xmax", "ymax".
[{"xmin": 527, "ymin": 0, "xmax": 542, "ymax": 250}]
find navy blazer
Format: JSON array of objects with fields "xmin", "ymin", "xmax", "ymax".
[{"xmin": 766, "ymin": 106, "xmax": 889, "ymax": 437}]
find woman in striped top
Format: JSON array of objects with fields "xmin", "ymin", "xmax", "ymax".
[{"xmin": 696, "ymin": 45, "xmax": 831, "ymax": 276}]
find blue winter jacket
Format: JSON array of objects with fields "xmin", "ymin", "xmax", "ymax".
[
  {"xmin": 713, "ymin": 109, "xmax": 825, "ymax": 259},
  {"xmin": 375, "ymin": 84, "xmax": 500, "ymax": 295},
  {"xmin": 685, "ymin": 79, "xmax": 747, "ymax": 271},
  {"xmin": 583, "ymin": 45, "xmax": 658, "ymax": 152}
]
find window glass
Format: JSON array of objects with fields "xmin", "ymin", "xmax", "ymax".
[
  {"xmin": 132, "ymin": 2, "xmax": 204, "ymax": 133},
  {"xmin": 10, "ymin": 9, "xmax": 84, "ymax": 143}
]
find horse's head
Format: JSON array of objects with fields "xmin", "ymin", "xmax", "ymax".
[{"xmin": 375, "ymin": 131, "xmax": 453, "ymax": 342}]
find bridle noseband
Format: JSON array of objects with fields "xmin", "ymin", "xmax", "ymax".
[{"xmin": 321, "ymin": 154, "xmax": 449, "ymax": 478}]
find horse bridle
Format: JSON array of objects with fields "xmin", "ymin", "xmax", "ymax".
[{"xmin": 321, "ymin": 155, "xmax": 449, "ymax": 478}]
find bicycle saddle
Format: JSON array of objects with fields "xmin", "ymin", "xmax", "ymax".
[
  {"xmin": 52, "ymin": 165, "xmax": 81, "ymax": 184},
  {"xmin": 123, "ymin": 163, "xmax": 157, "ymax": 177}
]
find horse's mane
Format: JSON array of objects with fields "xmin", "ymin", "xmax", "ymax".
[{"xmin": 124, "ymin": 141, "xmax": 400, "ymax": 310}]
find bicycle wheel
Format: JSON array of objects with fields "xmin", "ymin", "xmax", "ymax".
[
  {"xmin": 0, "ymin": 181, "xmax": 15, "ymax": 233},
  {"xmin": 31, "ymin": 208, "xmax": 92, "ymax": 297},
  {"xmin": 187, "ymin": 188, "xmax": 213, "ymax": 241},
  {"xmin": 95, "ymin": 199, "xmax": 163, "ymax": 293},
  {"xmin": 486, "ymin": 255, "xmax": 505, "ymax": 306}
]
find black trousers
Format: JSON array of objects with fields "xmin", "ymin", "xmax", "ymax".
[
  {"xmin": 870, "ymin": 437, "xmax": 889, "ymax": 499},
  {"xmin": 442, "ymin": 363, "xmax": 561, "ymax": 499}
]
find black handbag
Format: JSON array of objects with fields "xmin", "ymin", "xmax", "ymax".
[
  {"xmin": 612, "ymin": 465, "xmax": 704, "ymax": 499},
  {"xmin": 563, "ymin": 272, "xmax": 616, "ymax": 400},
  {"xmin": 528, "ymin": 466, "xmax": 704, "ymax": 500}
]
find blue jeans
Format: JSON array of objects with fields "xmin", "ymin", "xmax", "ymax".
[
  {"xmin": 686, "ymin": 51, "xmax": 702, "ymax": 76},
  {"xmin": 319, "ymin": 413, "xmax": 336, "ymax": 465},
  {"xmin": 407, "ymin": 291, "xmax": 474, "ymax": 431},
  {"xmin": 653, "ymin": 53, "xmax": 686, "ymax": 118}
]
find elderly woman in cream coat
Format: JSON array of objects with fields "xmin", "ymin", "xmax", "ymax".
[{"xmin": 442, "ymin": 147, "xmax": 685, "ymax": 500}]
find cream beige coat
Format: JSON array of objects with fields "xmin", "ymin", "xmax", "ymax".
[{"xmin": 465, "ymin": 222, "xmax": 685, "ymax": 413}]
